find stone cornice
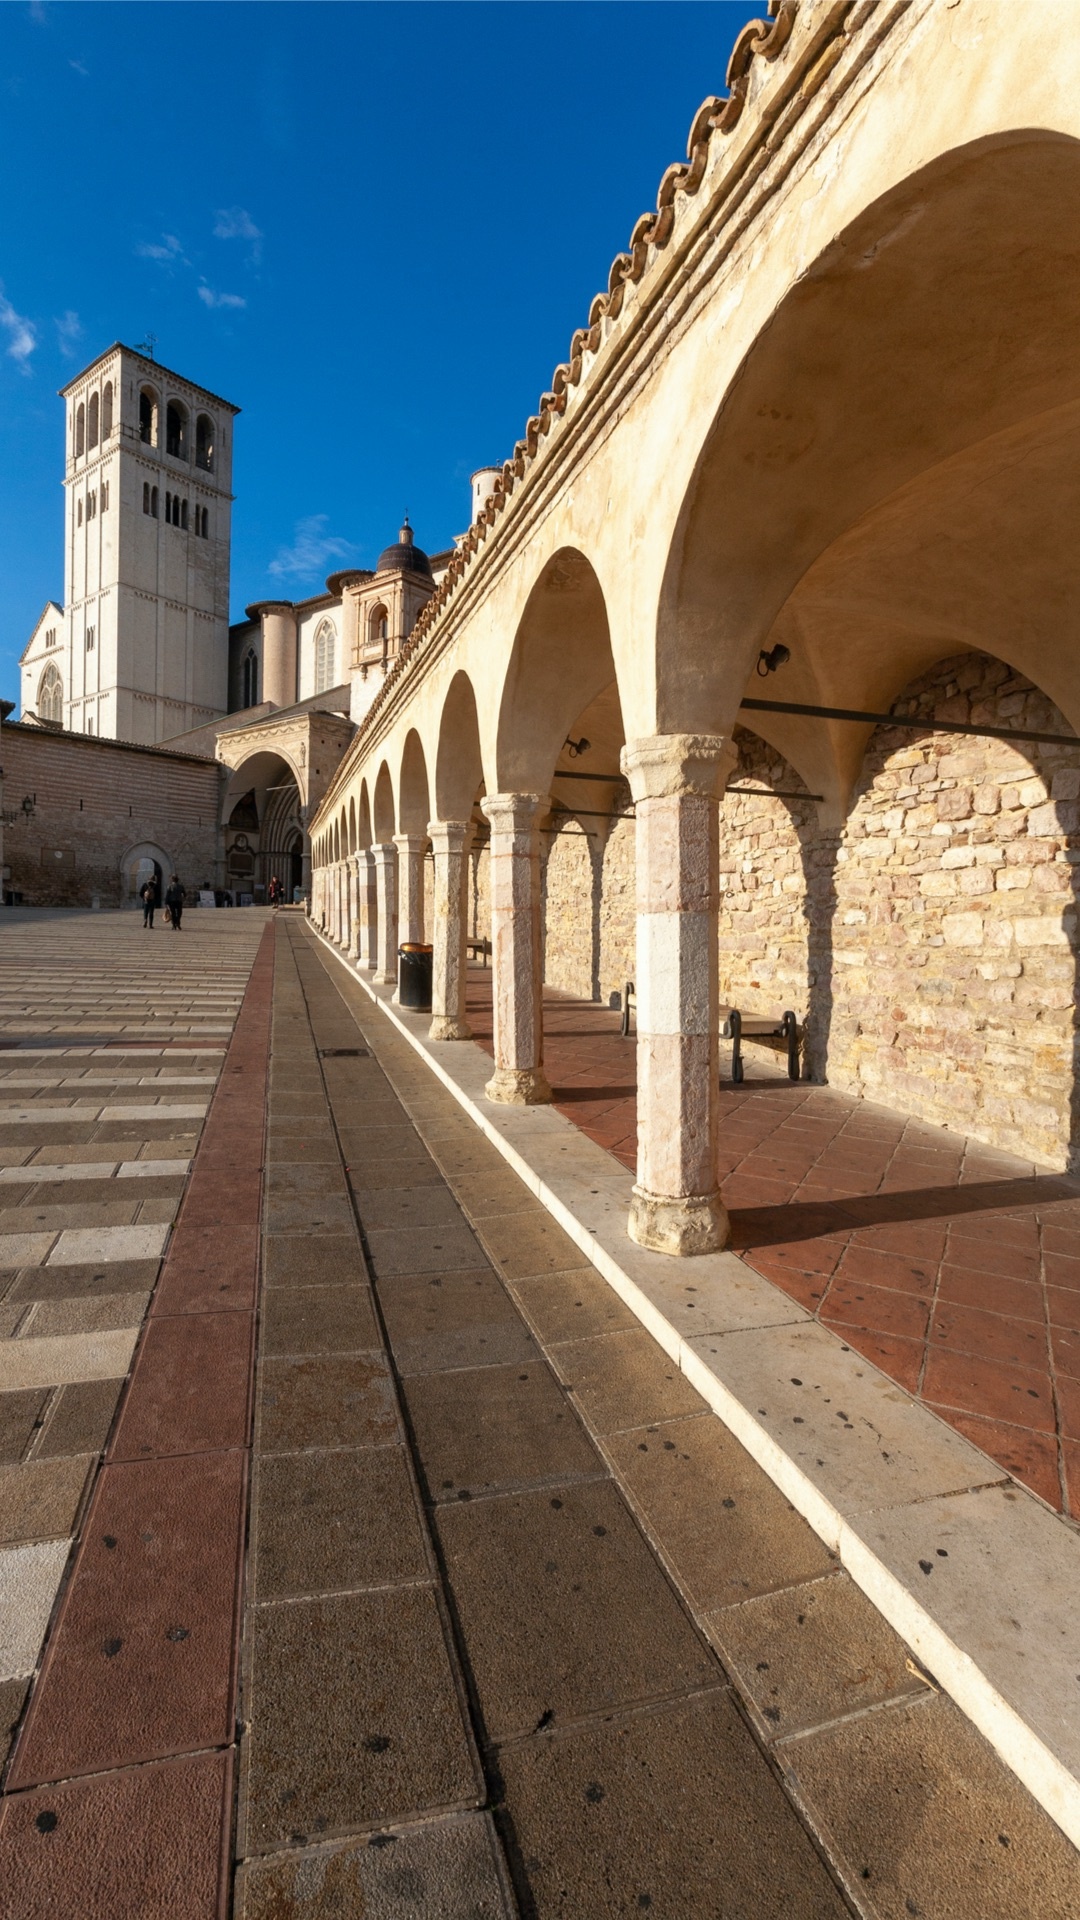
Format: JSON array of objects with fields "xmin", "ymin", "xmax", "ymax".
[{"xmin": 314, "ymin": 0, "xmax": 915, "ymax": 832}]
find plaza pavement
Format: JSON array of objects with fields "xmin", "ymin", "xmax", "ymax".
[{"xmin": 0, "ymin": 908, "xmax": 1075, "ymax": 1916}]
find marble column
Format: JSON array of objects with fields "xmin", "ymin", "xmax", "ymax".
[
  {"xmin": 359, "ymin": 849, "xmax": 379, "ymax": 970},
  {"xmin": 394, "ymin": 834, "xmax": 428, "ymax": 946},
  {"xmin": 347, "ymin": 853, "xmax": 363, "ymax": 961},
  {"xmin": 481, "ymin": 793, "xmax": 551, "ymax": 1104},
  {"xmin": 428, "ymin": 820, "xmax": 473, "ymax": 1042},
  {"xmin": 372, "ymin": 843, "xmax": 398, "ymax": 985},
  {"xmin": 621, "ymin": 733, "xmax": 735, "ymax": 1256},
  {"xmin": 335, "ymin": 863, "xmax": 345, "ymax": 945}
]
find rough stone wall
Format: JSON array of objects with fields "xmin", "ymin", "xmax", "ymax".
[
  {"xmin": 827, "ymin": 655, "xmax": 1078, "ymax": 1170},
  {"xmin": 717, "ymin": 731, "xmax": 816, "ymax": 1023},
  {"xmin": 1, "ymin": 723, "xmax": 224, "ymax": 908},
  {"xmin": 540, "ymin": 816, "xmax": 635, "ymax": 1008}
]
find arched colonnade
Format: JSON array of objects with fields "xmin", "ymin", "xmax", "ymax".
[{"xmin": 310, "ymin": 22, "xmax": 1080, "ymax": 1256}]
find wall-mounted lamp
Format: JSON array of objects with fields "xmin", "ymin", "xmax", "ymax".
[
  {"xmin": 20, "ymin": 795, "xmax": 35, "ymax": 818},
  {"xmin": 564, "ymin": 736, "xmax": 591, "ymax": 759},
  {"xmin": 756, "ymin": 644, "xmax": 790, "ymax": 677}
]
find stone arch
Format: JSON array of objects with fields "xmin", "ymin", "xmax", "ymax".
[
  {"xmin": 657, "ymin": 133, "xmax": 1080, "ymax": 748},
  {"xmin": 348, "ymin": 796, "xmax": 357, "ymax": 854},
  {"xmin": 398, "ymin": 730, "xmax": 431, "ymax": 836},
  {"xmin": 435, "ymin": 672, "xmax": 484, "ymax": 821},
  {"xmin": 373, "ymin": 763, "xmax": 395, "ymax": 842},
  {"xmin": 495, "ymin": 549, "xmax": 619, "ymax": 793},
  {"xmin": 121, "ymin": 840, "xmax": 171, "ymax": 905}
]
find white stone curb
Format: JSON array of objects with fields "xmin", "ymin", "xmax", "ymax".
[{"xmin": 315, "ymin": 929, "xmax": 1080, "ymax": 1852}]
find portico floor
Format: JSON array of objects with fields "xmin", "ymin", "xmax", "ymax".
[{"xmin": 464, "ymin": 968, "xmax": 1080, "ymax": 1521}]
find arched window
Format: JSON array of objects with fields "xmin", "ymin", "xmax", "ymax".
[
  {"xmin": 166, "ymin": 401, "xmax": 188, "ymax": 459},
  {"xmin": 77, "ymin": 499, "xmax": 83, "ymax": 527},
  {"xmin": 242, "ymin": 649, "xmax": 259, "ymax": 707},
  {"xmin": 143, "ymin": 484, "xmax": 150, "ymax": 514},
  {"xmin": 88, "ymin": 391, "xmax": 99, "ymax": 449},
  {"xmin": 87, "ymin": 716, "xmax": 94, "ymax": 736},
  {"xmin": 38, "ymin": 662, "xmax": 63, "ymax": 723},
  {"xmin": 86, "ymin": 625, "xmax": 96, "ymax": 652},
  {"xmin": 150, "ymin": 486, "xmax": 159, "ymax": 518},
  {"xmin": 102, "ymin": 381, "xmax": 113, "ymax": 439},
  {"xmin": 195, "ymin": 413, "xmax": 214, "ymax": 472},
  {"xmin": 75, "ymin": 403, "xmax": 85, "ymax": 457},
  {"xmin": 139, "ymin": 386, "xmax": 158, "ymax": 445},
  {"xmin": 180, "ymin": 498, "xmax": 189, "ymax": 531},
  {"xmin": 199, "ymin": 505, "xmax": 209, "ymax": 538},
  {"xmin": 314, "ymin": 619, "xmax": 337, "ymax": 693},
  {"xmin": 367, "ymin": 604, "xmax": 389, "ymax": 656}
]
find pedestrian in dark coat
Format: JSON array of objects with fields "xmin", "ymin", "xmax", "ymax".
[
  {"xmin": 140, "ymin": 880, "xmax": 156, "ymax": 929},
  {"xmin": 164, "ymin": 875, "xmax": 186, "ymax": 932}
]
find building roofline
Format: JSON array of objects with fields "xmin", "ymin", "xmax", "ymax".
[
  {"xmin": 59, "ymin": 343, "xmax": 240, "ymax": 415},
  {"xmin": 0, "ymin": 718, "xmax": 223, "ymax": 769}
]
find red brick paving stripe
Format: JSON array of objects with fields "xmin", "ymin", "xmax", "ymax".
[
  {"xmin": 2, "ymin": 924, "xmax": 274, "ymax": 1917},
  {"xmin": 0, "ymin": 1751, "xmax": 232, "ymax": 1920}
]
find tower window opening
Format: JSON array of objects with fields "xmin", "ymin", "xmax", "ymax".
[
  {"xmin": 198, "ymin": 505, "xmax": 209, "ymax": 538},
  {"xmin": 102, "ymin": 381, "xmax": 113, "ymax": 439},
  {"xmin": 195, "ymin": 413, "xmax": 214, "ymax": 472},
  {"xmin": 75, "ymin": 402, "xmax": 85, "ymax": 458},
  {"xmin": 180, "ymin": 497, "xmax": 189, "ymax": 531},
  {"xmin": 86, "ymin": 625, "xmax": 96, "ymax": 652},
  {"xmin": 151, "ymin": 486, "xmax": 159, "ymax": 518},
  {"xmin": 139, "ymin": 386, "xmax": 158, "ymax": 446},
  {"xmin": 166, "ymin": 400, "xmax": 188, "ymax": 460},
  {"xmin": 101, "ymin": 480, "xmax": 109, "ymax": 510},
  {"xmin": 88, "ymin": 391, "xmax": 99, "ymax": 449},
  {"xmin": 144, "ymin": 483, "xmax": 150, "ymax": 514},
  {"xmin": 77, "ymin": 498, "xmax": 83, "ymax": 526},
  {"xmin": 87, "ymin": 716, "xmax": 94, "ymax": 736}
]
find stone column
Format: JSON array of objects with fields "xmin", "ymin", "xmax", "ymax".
[
  {"xmin": 334, "ymin": 864, "xmax": 344, "ymax": 944},
  {"xmin": 394, "ymin": 834, "xmax": 428, "ymax": 945},
  {"xmin": 428, "ymin": 820, "xmax": 473, "ymax": 1041},
  {"xmin": 621, "ymin": 734, "xmax": 736, "ymax": 1256},
  {"xmin": 481, "ymin": 793, "xmax": 551, "ymax": 1104},
  {"xmin": 359, "ymin": 849, "xmax": 379, "ymax": 970},
  {"xmin": 347, "ymin": 854, "xmax": 363, "ymax": 960},
  {"xmin": 372, "ymin": 843, "xmax": 398, "ymax": 985}
]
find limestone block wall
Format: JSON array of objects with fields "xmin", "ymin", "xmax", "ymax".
[
  {"xmin": 1, "ymin": 724, "xmax": 224, "ymax": 908},
  {"xmin": 827, "ymin": 656, "xmax": 1078, "ymax": 1170},
  {"xmin": 717, "ymin": 732, "xmax": 816, "ymax": 1023},
  {"xmin": 540, "ymin": 818, "xmax": 636, "ymax": 1007}
]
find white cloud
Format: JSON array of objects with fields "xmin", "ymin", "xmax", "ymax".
[
  {"xmin": 69, "ymin": 58, "xmax": 89, "ymax": 77},
  {"xmin": 268, "ymin": 516, "xmax": 356, "ymax": 583},
  {"xmin": 213, "ymin": 207, "xmax": 261, "ymax": 243},
  {"xmin": 0, "ymin": 291, "xmax": 36, "ymax": 371},
  {"xmin": 198, "ymin": 283, "xmax": 246, "ymax": 311},
  {"xmin": 55, "ymin": 309, "xmax": 82, "ymax": 357},
  {"xmin": 136, "ymin": 233, "xmax": 186, "ymax": 264}
]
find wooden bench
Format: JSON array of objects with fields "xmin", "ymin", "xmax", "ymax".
[
  {"xmin": 622, "ymin": 981, "xmax": 800, "ymax": 1082},
  {"xmin": 467, "ymin": 937, "xmax": 492, "ymax": 967}
]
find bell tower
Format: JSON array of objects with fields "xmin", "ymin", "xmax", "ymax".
[{"xmin": 58, "ymin": 344, "xmax": 239, "ymax": 744}]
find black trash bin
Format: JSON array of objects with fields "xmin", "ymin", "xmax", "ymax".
[{"xmin": 398, "ymin": 943, "xmax": 433, "ymax": 1011}]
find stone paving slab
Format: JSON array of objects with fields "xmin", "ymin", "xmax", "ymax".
[{"xmin": 317, "ymin": 923, "xmax": 1080, "ymax": 1866}]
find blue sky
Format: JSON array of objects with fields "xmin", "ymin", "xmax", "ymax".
[{"xmin": 0, "ymin": 0, "xmax": 760, "ymax": 701}]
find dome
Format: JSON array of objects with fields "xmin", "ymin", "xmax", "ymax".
[{"xmin": 376, "ymin": 517, "xmax": 432, "ymax": 578}]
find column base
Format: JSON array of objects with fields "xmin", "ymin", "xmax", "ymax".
[
  {"xmin": 429, "ymin": 1016, "xmax": 473, "ymax": 1042},
  {"xmin": 373, "ymin": 969, "xmax": 396, "ymax": 986},
  {"xmin": 485, "ymin": 1066, "xmax": 552, "ymax": 1105},
  {"xmin": 627, "ymin": 1185, "xmax": 730, "ymax": 1257}
]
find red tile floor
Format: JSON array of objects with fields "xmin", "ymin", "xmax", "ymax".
[{"xmin": 465, "ymin": 968, "xmax": 1080, "ymax": 1519}]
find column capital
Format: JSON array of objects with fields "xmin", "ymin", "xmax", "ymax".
[
  {"xmin": 393, "ymin": 832, "xmax": 429, "ymax": 855},
  {"xmin": 371, "ymin": 840, "xmax": 397, "ymax": 862},
  {"xmin": 620, "ymin": 734, "xmax": 736, "ymax": 804},
  {"xmin": 480, "ymin": 792, "xmax": 549, "ymax": 833},
  {"xmin": 427, "ymin": 819, "xmax": 474, "ymax": 857}
]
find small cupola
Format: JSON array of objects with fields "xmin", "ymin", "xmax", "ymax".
[{"xmin": 375, "ymin": 516, "xmax": 433, "ymax": 579}]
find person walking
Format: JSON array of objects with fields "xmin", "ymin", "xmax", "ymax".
[
  {"xmin": 164, "ymin": 874, "xmax": 186, "ymax": 932},
  {"xmin": 268, "ymin": 874, "xmax": 283, "ymax": 908},
  {"xmin": 140, "ymin": 879, "xmax": 156, "ymax": 929}
]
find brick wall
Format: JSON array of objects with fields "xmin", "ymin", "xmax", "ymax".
[{"xmin": 1, "ymin": 723, "xmax": 224, "ymax": 908}]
